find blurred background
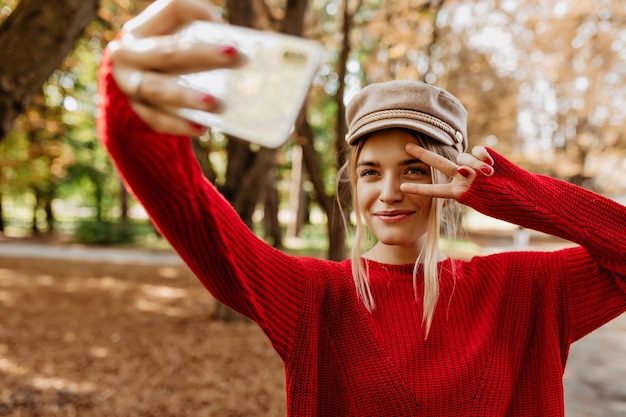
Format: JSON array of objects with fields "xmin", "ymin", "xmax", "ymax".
[{"xmin": 0, "ymin": 0, "xmax": 625, "ymax": 415}]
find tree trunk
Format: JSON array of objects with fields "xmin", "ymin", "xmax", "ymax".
[
  {"xmin": 119, "ymin": 180, "xmax": 129, "ymax": 225},
  {"xmin": 0, "ymin": 0, "xmax": 99, "ymax": 141},
  {"xmin": 282, "ymin": 0, "xmax": 309, "ymax": 35},
  {"xmin": 222, "ymin": 139, "xmax": 255, "ymax": 201},
  {"xmin": 191, "ymin": 136, "xmax": 217, "ymax": 183},
  {"xmin": 278, "ymin": 0, "xmax": 359, "ymax": 261},
  {"xmin": 0, "ymin": 193, "xmax": 4, "ymax": 233},
  {"xmin": 287, "ymin": 143, "xmax": 305, "ymax": 238},
  {"xmin": 31, "ymin": 187, "xmax": 41, "ymax": 236},
  {"xmin": 44, "ymin": 186, "xmax": 55, "ymax": 234},
  {"xmin": 232, "ymin": 148, "xmax": 277, "ymax": 226},
  {"xmin": 263, "ymin": 167, "xmax": 283, "ymax": 248},
  {"xmin": 324, "ymin": 0, "xmax": 365, "ymax": 261},
  {"xmin": 94, "ymin": 177, "xmax": 103, "ymax": 222},
  {"xmin": 299, "ymin": 120, "xmax": 348, "ymax": 261}
]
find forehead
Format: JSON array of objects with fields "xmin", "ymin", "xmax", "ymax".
[{"xmin": 357, "ymin": 129, "xmax": 420, "ymax": 162}]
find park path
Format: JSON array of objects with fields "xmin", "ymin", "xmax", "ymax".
[
  {"xmin": 0, "ymin": 240, "xmax": 182, "ymax": 265},
  {"xmin": 1, "ymin": 238, "xmax": 625, "ymax": 416}
]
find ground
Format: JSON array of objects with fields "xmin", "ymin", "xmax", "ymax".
[
  {"xmin": 0, "ymin": 251, "xmax": 286, "ymax": 417},
  {"xmin": 0, "ymin": 237, "xmax": 625, "ymax": 416}
]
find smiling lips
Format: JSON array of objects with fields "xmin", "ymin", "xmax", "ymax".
[{"xmin": 374, "ymin": 210, "xmax": 415, "ymax": 223}]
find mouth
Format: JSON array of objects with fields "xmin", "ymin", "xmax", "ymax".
[{"xmin": 374, "ymin": 210, "xmax": 415, "ymax": 223}]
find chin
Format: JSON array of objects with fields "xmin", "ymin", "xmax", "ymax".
[{"xmin": 377, "ymin": 236, "xmax": 416, "ymax": 246}]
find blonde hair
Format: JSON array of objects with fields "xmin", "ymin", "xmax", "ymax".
[{"xmin": 338, "ymin": 129, "xmax": 463, "ymax": 338}]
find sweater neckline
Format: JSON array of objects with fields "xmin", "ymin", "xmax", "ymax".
[{"xmin": 360, "ymin": 257, "xmax": 452, "ymax": 278}]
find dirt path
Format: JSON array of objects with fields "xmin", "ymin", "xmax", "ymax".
[
  {"xmin": 0, "ymin": 241, "xmax": 625, "ymax": 416},
  {"xmin": 0, "ymin": 255, "xmax": 286, "ymax": 417}
]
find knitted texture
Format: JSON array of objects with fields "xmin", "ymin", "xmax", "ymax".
[{"xmin": 97, "ymin": 50, "xmax": 626, "ymax": 416}]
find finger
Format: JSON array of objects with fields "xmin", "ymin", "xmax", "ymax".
[
  {"xmin": 405, "ymin": 143, "xmax": 459, "ymax": 177},
  {"xmin": 124, "ymin": 0, "xmax": 222, "ymax": 39},
  {"xmin": 456, "ymin": 153, "xmax": 484, "ymax": 172},
  {"xmin": 400, "ymin": 182, "xmax": 459, "ymax": 199},
  {"xmin": 471, "ymin": 145, "xmax": 494, "ymax": 166},
  {"xmin": 457, "ymin": 149, "xmax": 494, "ymax": 176},
  {"xmin": 131, "ymin": 101, "xmax": 208, "ymax": 136},
  {"xmin": 456, "ymin": 166, "xmax": 477, "ymax": 182},
  {"xmin": 120, "ymin": 70, "xmax": 222, "ymax": 112},
  {"xmin": 110, "ymin": 37, "xmax": 241, "ymax": 74}
]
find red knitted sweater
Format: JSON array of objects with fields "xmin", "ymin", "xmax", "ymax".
[{"xmin": 97, "ymin": 52, "xmax": 626, "ymax": 416}]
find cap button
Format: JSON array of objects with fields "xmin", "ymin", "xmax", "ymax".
[{"xmin": 455, "ymin": 131, "xmax": 464, "ymax": 144}]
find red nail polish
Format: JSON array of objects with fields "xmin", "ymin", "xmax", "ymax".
[
  {"xmin": 199, "ymin": 93, "xmax": 216, "ymax": 106},
  {"xmin": 480, "ymin": 165, "xmax": 493, "ymax": 175},
  {"xmin": 457, "ymin": 167, "xmax": 471, "ymax": 178},
  {"xmin": 483, "ymin": 156, "xmax": 494, "ymax": 165},
  {"xmin": 190, "ymin": 122, "xmax": 205, "ymax": 131},
  {"xmin": 219, "ymin": 45, "xmax": 237, "ymax": 57}
]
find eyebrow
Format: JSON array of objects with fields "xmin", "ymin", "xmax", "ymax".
[{"xmin": 356, "ymin": 158, "xmax": 425, "ymax": 168}]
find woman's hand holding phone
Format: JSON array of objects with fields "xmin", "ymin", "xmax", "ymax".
[
  {"xmin": 107, "ymin": 0, "xmax": 325, "ymax": 148},
  {"xmin": 107, "ymin": 0, "xmax": 241, "ymax": 136}
]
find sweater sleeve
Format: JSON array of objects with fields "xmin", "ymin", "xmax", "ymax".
[
  {"xmin": 96, "ymin": 47, "xmax": 305, "ymax": 358},
  {"xmin": 458, "ymin": 150, "xmax": 626, "ymax": 341}
]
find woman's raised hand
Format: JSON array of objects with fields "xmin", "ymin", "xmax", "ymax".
[
  {"xmin": 107, "ymin": 0, "xmax": 242, "ymax": 135},
  {"xmin": 400, "ymin": 143, "xmax": 494, "ymax": 199}
]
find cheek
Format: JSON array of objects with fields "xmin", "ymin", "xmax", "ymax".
[
  {"xmin": 410, "ymin": 196, "xmax": 435, "ymax": 228},
  {"xmin": 356, "ymin": 183, "xmax": 378, "ymax": 211},
  {"xmin": 408, "ymin": 193, "xmax": 433, "ymax": 209},
  {"xmin": 355, "ymin": 192, "xmax": 368, "ymax": 217}
]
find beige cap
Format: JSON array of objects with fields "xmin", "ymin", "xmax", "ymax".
[{"xmin": 345, "ymin": 80, "xmax": 468, "ymax": 153}]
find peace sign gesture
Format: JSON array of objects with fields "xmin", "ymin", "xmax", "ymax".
[{"xmin": 400, "ymin": 144, "xmax": 495, "ymax": 199}]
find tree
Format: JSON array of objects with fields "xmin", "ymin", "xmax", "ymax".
[
  {"xmin": 0, "ymin": 0, "xmax": 100, "ymax": 141},
  {"xmin": 428, "ymin": 0, "xmax": 626, "ymax": 194},
  {"xmin": 0, "ymin": 0, "xmax": 99, "ymax": 235},
  {"xmin": 0, "ymin": 0, "xmax": 154, "ymax": 236},
  {"xmin": 313, "ymin": 0, "xmax": 364, "ymax": 261}
]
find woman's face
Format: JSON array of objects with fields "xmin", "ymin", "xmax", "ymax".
[{"xmin": 355, "ymin": 129, "xmax": 433, "ymax": 249}]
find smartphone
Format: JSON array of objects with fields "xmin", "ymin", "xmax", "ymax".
[{"xmin": 176, "ymin": 22, "xmax": 325, "ymax": 149}]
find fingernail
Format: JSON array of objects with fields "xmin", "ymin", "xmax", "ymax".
[
  {"xmin": 457, "ymin": 167, "xmax": 471, "ymax": 178},
  {"xmin": 483, "ymin": 156, "xmax": 494, "ymax": 165},
  {"xmin": 106, "ymin": 40, "xmax": 121, "ymax": 53},
  {"xmin": 219, "ymin": 45, "xmax": 237, "ymax": 57},
  {"xmin": 190, "ymin": 122, "xmax": 205, "ymax": 132},
  {"xmin": 481, "ymin": 165, "xmax": 494, "ymax": 175},
  {"xmin": 199, "ymin": 93, "xmax": 216, "ymax": 106}
]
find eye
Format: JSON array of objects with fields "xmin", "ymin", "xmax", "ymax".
[
  {"xmin": 405, "ymin": 166, "xmax": 429, "ymax": 176},
  {"xmin": 358, "ymin": 168, "xmax": 378, "ymax": 178}
]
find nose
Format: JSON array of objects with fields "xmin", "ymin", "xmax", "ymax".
[{"xmin": 379, "ymin": 174, "xmax": 403, "ymax": 204}]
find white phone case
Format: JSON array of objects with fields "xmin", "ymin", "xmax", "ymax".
[{"xmin": 177, "ymin": 22, "xmax": 325, "ymax": 149}]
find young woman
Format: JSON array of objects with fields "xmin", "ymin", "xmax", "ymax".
[{"xmin": 98, "ymin": 0, "xmax": 626, "ymax": 415}]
